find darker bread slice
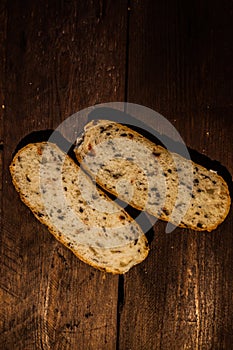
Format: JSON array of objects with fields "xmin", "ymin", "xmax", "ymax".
[
  {"xmin": 74, "ymin": 119, "xmax": 231, "ymax": 232},
  {"xmin": 9, "ymin": 142, "xmax": 149, "ymax": 274}
]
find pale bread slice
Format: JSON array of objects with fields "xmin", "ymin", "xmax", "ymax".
[
  {"xmin": 75, "ymin": 119, "xmax": 231, "ymax": 232},
  {"xmin": 9, "ymin": 142, "xmax": 149, "ymax": 274}
]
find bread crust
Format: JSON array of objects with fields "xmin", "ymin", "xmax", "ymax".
[
  {"xmin": 10, "ymin": 142, "xmax": 149, "ymax": 274},
  {"xmin": 75, "ymin": 120, "xmax": 231, "ymax": 232}
]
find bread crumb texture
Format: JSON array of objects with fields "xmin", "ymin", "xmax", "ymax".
[
  {"xmin": 10, "ymin": 142, "xmax": 149, "ymax": 274},
  {"xmin": 75, "ymin": 120, "xmax": 231, "ymax": 232}
]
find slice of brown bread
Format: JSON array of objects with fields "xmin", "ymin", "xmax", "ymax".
[
  {"xmin": 74, "ymin": 119, "xmax": 231, "ymax": 232},
  {"xmin": 9, "ymin": 142, "xmax": 149, "ymax": 274}
]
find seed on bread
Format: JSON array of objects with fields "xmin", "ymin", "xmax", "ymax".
[
  {"xmin": 10, "ymin": 142, "xmax": 149, "ymax": 274},
  {"xmin": 75, "ymin": 119, "xmax": 231, "ymax": 232}
]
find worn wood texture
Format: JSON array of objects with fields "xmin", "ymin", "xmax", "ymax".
[
  {"xmin": 0, "ymin": 0, "xmax": 6, "ymax": 142},
  {"xmin": 119, "ymin": 1, "xmax": 233, "ymax": 350},
  {"xmin": 1, "ymin": 1, "xmax": 127, "ymax": 349},
  {"xmin": 1, "ymin": 0, "xmax": 233, "ymax": 349},
  {"xmin": 0, "ymin": 4, "xmax": 7, "ymax": 338},
  {"xmin": 0, "ymin": 0, "xmax": 6, "ymax": 266}
]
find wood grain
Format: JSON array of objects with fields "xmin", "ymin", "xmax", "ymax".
[
  {"xmin": 1, "ymin": 0, "xmax": 233, "ymax": 349},
  {"xmin": 0, "ymin": 0, "xmax": 6, "ymax": 143},
  {"xmin": 119, "ymin": 1, "xmax": 233, "ymax": 349},
  {"xmin": 1, "ymin": 1, "xmax": 127, "ymax": 349},
  {"xmin": 0, "ymin": 0, "xmax": 6, "ymax": 202},
  {"xmin": 0, "ymin": 3, "xmax": 6, "ymax": 338}
]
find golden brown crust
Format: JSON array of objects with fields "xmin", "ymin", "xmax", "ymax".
[
  {"xmin": 9, "ymin": 142, "xmax": 149, "ymax": 274},
  {"xmin": 75, "ymin": 120, "xmax": 231, "ymax": 232}
]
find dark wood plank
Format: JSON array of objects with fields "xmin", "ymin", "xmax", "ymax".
[
  {"xmin": 1, "ymin": 1, "xmax": 127, "ymax": 348},
  {"xmin": 0, "ymin": 0, "xmax": 7, "ymax": 321},
  {"xmin": 119, "ymin": 1, "xmax": 233, "ymax": 349},
  {"xmin": 0, "ymin": 0, "xmax": 6, "ymax": 199},
  {"xmin": 0, "ymin": 0, "xmax": 6, "ymax": 143}
]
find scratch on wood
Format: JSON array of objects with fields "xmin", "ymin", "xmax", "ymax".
[
  {"xmin": 42, "ymin": 280, "xmax": 51, "ymax": 350},
  {"xmin": 96, "ymin": 0, "xmax": 106, "ymax": 22},
  {"xmin": 40, "ymin": 244, "xmax": 58, "ymax": 350},
  {"xmin": 194, "ymin": 260, "xmax": 200, "ymax": 350},
  {"xmin": 0, "ymin": 284, "xmax": 21, "ymax": 300}
]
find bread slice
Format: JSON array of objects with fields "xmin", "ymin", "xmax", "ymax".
[
  {"xmin": 9, "ymin": 142, "xmax": 149, "ymax": 274},
  {"xmin": 74, "ymin": 119, "xmax": 231, "ymax": 232}
]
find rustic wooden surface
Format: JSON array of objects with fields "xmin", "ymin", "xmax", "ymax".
[{"xmin": 1, "ymin": 1, "xmax": 232, "ymax": 349}]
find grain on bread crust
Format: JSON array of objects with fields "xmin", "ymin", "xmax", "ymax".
[
  {"xmin": 9, "ymin": 142, "xmax": 149, "ymax": 274},
  {"xmin": 75, "ymin": 119, "xmax": 231, "ymax": 232}
]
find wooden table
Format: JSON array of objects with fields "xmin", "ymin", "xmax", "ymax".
[{"xmin": 1, "ymin": 1, "xmax": 232, "ymax": 349}]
